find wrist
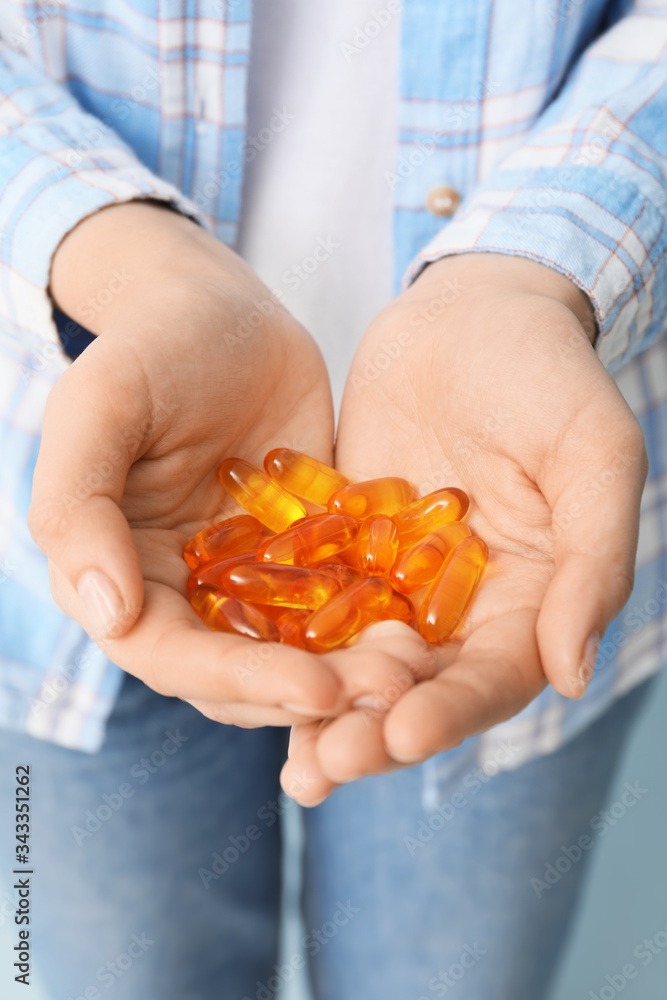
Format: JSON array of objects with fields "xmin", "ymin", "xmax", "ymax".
[
  {"xmin": 417, "ymin": 252, "xmax": 598, "ymax": 345},
  {"xmin": 49, "ymin": 201, "xmax": 242, "ymax": 334}
]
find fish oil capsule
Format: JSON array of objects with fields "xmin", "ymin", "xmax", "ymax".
[
  {"xmin": 187, "ymin": 551, "xmax": 257, "ymax": 594},
  {"xmin": 328, "ymin": 477, "xmax": 417, "ymax": 519},
  {"xmin": 220, "ymin": 562, "xmax": 341, "ymax": 610},
  {"xmin": 303, "ymin": 577, "xmax": 393, "ymax": 653},
  {"xmin": 418, "ymin": 536, "xmax": 488, "ymax": 644},
  {"xmin": 391, "ymin": 521, "xmax": 471, "ymax": 594},
  {"xmin": 218, "ymin": 458, "xmax": 306, "ymax": 533},
  {"xmin": 379, "ymin": 590, "xmax": 416, "ymax": 627},
  {"xmin": 190, "ymin": 586, "xmax": 280, "ymax": 642},
  {"xmin": 354, "ymin": 515, "xmax": 399, "ymax": 576},
  {"xmin": 183, "ymin": 515, "xmax": 263, "ymax": 570},
  {"xmin": 273, "ymin": 608, "xmax": 311, "ymax": 648},
  {"xmin": 264, "ymin": 448, "xmax": 349, "ymax": 506},
  {"xmin": 257, "ymin": 513, "xmax": 357, "ymax": 566},
  {"xmin": 393, "ymin": 488, "xmax": 469, "ymax": 550},
  {"xmin": 313, "ymin": 562, "xmax": 365, "ymax": 589}
]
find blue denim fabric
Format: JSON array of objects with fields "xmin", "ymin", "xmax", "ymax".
[{"xmin": 0, "ymin": 675, "xmax": 652, "ymax": 1000}]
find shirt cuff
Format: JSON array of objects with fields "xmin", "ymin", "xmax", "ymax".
[
  {"xmin": 402, "ymin": 164, "xmax": 667, "ymax": 374},
  {"xmin": 1, "ymin": 149, "xmax": 204, "ymax": 352}
]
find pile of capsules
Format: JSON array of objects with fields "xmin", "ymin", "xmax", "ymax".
[{"xmin": 184, "ymin": 449, "xmax": 488, "ymax": 653}]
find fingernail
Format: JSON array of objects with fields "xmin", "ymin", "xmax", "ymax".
[
  {"xmin": 353, "ymin": 694, "xmax": 389, "ymax": 713},
  {"xmin": 77, "ymin": 570, "xmax": 123, "ymax": 639},
  {"xmin": 281, "ymin": 702, "xmax": 323, "ymax": 716},
  {"xmin": 578, "ymin": 631, "xmax": 600, "ymax": 694}
]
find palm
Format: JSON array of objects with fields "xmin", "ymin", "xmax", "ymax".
[
  {"xmin": 281, "ymin": 254, "xmax": 646, "ymax": 803},
  {"xmin": 42, "ymin": 275, "xmax": 344, "ymax": 723},
  {"xmin": 119, "ymin": 299, "xmax": 336, "ymax": 600},
  {"xmin": 126, "ymin": 331, "xmax": 335, "ymax": 721},
  {"xmin": 126, "ymin": 342, "xmax": 334, "ymax": 610},
  {"xmin": 337, "ymin": 272, "xmax": 567, "ymax": 666},
  {"xmin": 42, "ymin": 279, "xmax": 432, "ymax": 729}
]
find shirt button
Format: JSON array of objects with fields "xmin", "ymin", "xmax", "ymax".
[{"xmin": 426, "ymin": 185, "xmax": 461, "ymax": 217}]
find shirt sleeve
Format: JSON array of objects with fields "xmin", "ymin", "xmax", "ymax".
[
  {"xmin": 404, "ymin": 3, "xmax": 667, "ymax": 375},
  {"xmin": 0, "ymin": 44, "xmax": 202, "ymax": 351}
]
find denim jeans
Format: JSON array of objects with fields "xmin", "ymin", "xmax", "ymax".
[{"xmin": 0, "ymin": 674, "xmax": 652, "ymax": 1000}]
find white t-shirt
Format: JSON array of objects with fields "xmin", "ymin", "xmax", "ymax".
[{"xmin": 237, "ymin": 0, "xmax": 400, "ymax": 412}]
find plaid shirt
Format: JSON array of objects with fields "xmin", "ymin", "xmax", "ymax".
[{"xmin": 1, "ymin": 1, "xmax": 666, "ymax": 772}]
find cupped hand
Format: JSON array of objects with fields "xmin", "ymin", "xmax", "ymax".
[
  {"xmin": 30, "ymin": 203, "xmax": 430, "ymax": 728},
  {"xmin": 282, "ymin": 252, "xmax": 647, "ymax": 804}
]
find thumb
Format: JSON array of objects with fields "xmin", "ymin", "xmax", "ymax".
[
  {"xmin": 536, "ymin": 421, "xmax": 648, "ymax": 699},
  {"xmin": 29, "ymin": 339, "xmax": 147, "ymax": 640}
]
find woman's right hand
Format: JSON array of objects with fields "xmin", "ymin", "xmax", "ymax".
[{"xmin": 29, "ymin": 202, "xmax": 432, "ymax": 729}]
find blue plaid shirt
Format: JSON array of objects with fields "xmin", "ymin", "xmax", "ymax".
[{"xmin": 1, "ymin": 1, "xmax": 667, "ymax": 771}]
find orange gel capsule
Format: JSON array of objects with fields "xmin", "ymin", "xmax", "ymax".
[
  {"xmin": 264, "ymin": 448, "xmax": 349, "ymax": 506},
  {"xmin": 303, "ymin": 577, "xmax": 393, "ymax": 653},
  {"xmin": 328, "ymin": 477, "xmax": 417, "ymax": 519},
  {"xmin": 220, "ymin": 563, "xmax": 341, "ymax": 609},
  {"xmin": 187, "ymin": 551, "xmax": 257, "ymax": 594},
  {"xmin": 393, "ymin": 488, "xmax": 469, "ymax": 550},
  {"xmin": 314, "ymin": 562, "xmax": 364, "ymax": 589},
  {"xmin": 379, "ymin": 590, "xmax": 416, "ymax": 627},
  {"xmin": 218, "ymin": 458, "xmax": 306, "ymax": 533},
  {"xmin": 190, "ymin": 586, "xmax": 280, "ymax": 642},
  {"xmin": 257, "ymin": 513, "xmax": 357, "ymax": 566},
  {"xmin": 391, "ymin": 521, "xmax": 472, "ymax": 594},
  {"xmin": 324, "ymin": 538, "xmax": 358, "ymax": 569},
  {"xmin": 355, "ymin": 515, "xmax": 399, "ymax": 576},
  {"xmin": 418, "ymin": 536, "xmax": 488, "ymax": 644},
  {"xmin": 183, "ymin": 515, "xmax": 263, "ymax": 570},
  {"xmin": 273, "ymin": 608, "xmax": 311, "ymax": 648}
]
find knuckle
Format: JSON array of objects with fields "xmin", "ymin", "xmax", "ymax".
[
  {"xmin": 633, "ymin": 433, "xmax": 649, "ymax": 481},
  {"xmin": 27, "ymin": 501, "xmax": 68, "ymax": 549},
  {"xmin": 615, "ymin": 415, "xmax": 648, "ymax": 470},
  {"xmin": 188, "ymin": 700, "xmax": 235, "ymax": 725},
  {"xmin": 624, "ymin": 418, "xmax": 647, "ymax": 458},
  {"xmin": 47, "ymin": 563, "xmax": 69, "ymax": 613},
  {"xmin": 385, "ymin": 725, "xmax": 429, "ymax": 764},
  {"xmin": 141, "ymin": 658, "xmax": 177, "ymax": 699},
  {"xmin": 612, "ymin": 566, "xmax": 635, "ymax": 608}
]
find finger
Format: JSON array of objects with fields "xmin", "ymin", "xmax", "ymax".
[
  {"xmin": 537, "ymin": 416, "xmax": 647, "ymax": 698},
  {"xmin": 125, "ymin": 530, "xmax": 430, "ymax": 711},
  {"xmin": 185, "ymin": 701, "xmax": 313, "ymax": 728},
  {"xmin": 29, "ymin": 338, "xmax": 147, "ymax": 639},
  {"xmin": 52, "ymin": 568, "xmax": 343, "ymax": 712},
  {"xmin": 321, "ymin": 622, "xmax": 435, "ymax": 709},
  {"xmin": 280, "ymin": 722, "xmax": 339, "ymax": 806},
  {"xmin": 191, "ymin": 634, "xmax": 427, "ymax": 726},
  {"xmin": 316, "ymin": 708, "xmax": 404, "ymax": 784},
  {"xmin": 349, "ymin": 620, "xmax": 437, "ymax": 681},
  {"xmin": 384, "ymin": 607, "xmax": 546, "ymax": 763},
  {"xmin": 128, "ymin": 525, "xmax": 191, "ymax": 592},
  {"xmin": 128, "ymin": 531, "xmax": 340, "ymax": 720}
]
